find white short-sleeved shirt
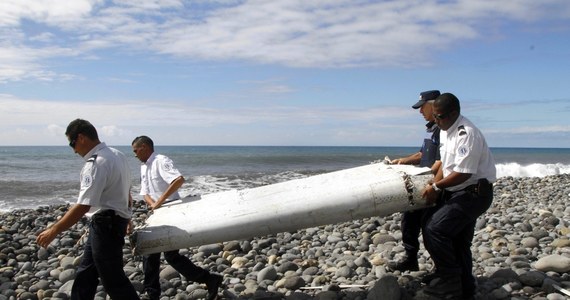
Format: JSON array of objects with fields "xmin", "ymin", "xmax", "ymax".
[
  {"xmin": 440, "ymin": 115, "xmax": 496, "ymax": 192},
  {"xmin": 77, "ymin": 142, "xmax": 132, "ymax": 219},
  {"xmin": 139, "ymin": 153, "xmax": 182, "ymax": 201}
]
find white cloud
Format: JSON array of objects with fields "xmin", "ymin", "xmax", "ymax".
[
  {"xmin": 0, "ymin": 93, "xmax": 418, "ymax": 144},
  {"xmin": 46, "ymin": 124, "xmax": 65, "ymax": 136},
  {"xmin": 100, "ymin": 125, "xmax": 130, "ymax": 137},
  {"xmin": 0, "ymin": 0, "xmax": 568, "ymax": 83},
  {"xmin": 0, "ymin": 0, "xmax": 99, "ymax": 27}
]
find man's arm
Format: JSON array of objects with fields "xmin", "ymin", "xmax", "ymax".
[
  {"xmin": 434, "ymin": 171, "xmax": 471, "ymax": 189},
  {"xmin": 391, "ymin": 152, "xmax": 422, "ymax": 165},
  {"xmin": 431, "ymin": 160, "xmax": 442, "ymax": 176},
  {"xmin": 36, "ymin": 204, "xmax": 91, "ymax": 248},
  {"xmin": 150, "ymin": 176, "xmax": 185, "ymax": 210},
  {"xmin": 422, "ymin": 171, "xmax": 472, "ymax": 204}
]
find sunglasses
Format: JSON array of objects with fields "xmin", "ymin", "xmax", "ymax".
[
  {"xmin": 69, "ymin": 136, "xmax": 78, "ymax": 148},
  {"xmin": 433, "ymin": 111, "xmax": 451, "ymax": 120}
]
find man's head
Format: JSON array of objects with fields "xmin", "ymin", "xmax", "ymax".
[
  {"xmin": 132, "ymin": 135, "xmax": 155, "ymax": 163},
  {"xmin": 412, "ymin": 90, "xmax": 440, "ymax": 122},
  {"xmin": 433, "ymin": 93, "xmax": 461, "ymax": 131},
  {"xmin": 65, "ymin": 119, "xmax": 100, "ymax": 156}
]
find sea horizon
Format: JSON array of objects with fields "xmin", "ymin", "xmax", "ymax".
[{"xmin": 1, "ymin": 145, "xmax": 570, "ymax": 212}]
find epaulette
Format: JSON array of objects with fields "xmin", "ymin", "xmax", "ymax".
[{"xmin": 458, "ymin": 125, "xmax": 467, "ymax": 136}]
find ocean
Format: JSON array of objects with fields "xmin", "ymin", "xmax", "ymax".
[{"xmin": 1, "ymin": 146, "xmax": 570, "ymax": 212}]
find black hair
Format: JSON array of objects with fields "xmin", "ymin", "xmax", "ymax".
[
  {"xmin": 65, "ymin": 119, "xmax": 99, "ymax": 140},
  {"xmin": 434, "ymin": 93, "xmax": 461, "ymax": 114},
  {"xmin": 132, "ymin": 135, "xmax": 154, "ymax": 151}
]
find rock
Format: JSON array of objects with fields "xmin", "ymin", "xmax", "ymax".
[
  {"xmin": 160, "ymin": 265, "xmax": 180, "ymax": 281},
  {"xmin": 367, "ymin": 275, "xmax": 400, "ymax": 300},
  {"xmin": 283, "ymin": 276, "xmax": 305, "ymax": 290},
  {"xmin": 257, "ymin": 266, "xmax": 277, "ymax": 282},
  {"xmin": 519, "ymin": 271, "xmax": 546, "ymax": 287},
  {"xmin": 535, "ymin": 255, "xmax": 570, "ymax": 273}
]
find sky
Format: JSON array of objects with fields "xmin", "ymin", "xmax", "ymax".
[{"xmin": 1, "ymin": 0, "xmax": 569, "ymax": 148}]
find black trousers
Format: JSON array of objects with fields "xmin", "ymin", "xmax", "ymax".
[
  {"xmin": 143, "ymin": 250, "xmax": 210, "ymax": 298},
  {"xmin": 71, "ymin": 211, "xmax": 139, "ymax": 300},
  {"xmin": 401, "ymin": 209, "xmax": 422, "ymax": 257},
  {"xmin": 401, "ymin": 203, "xmax": 442, "ymax": 257},
  {"xmin": 423, "ymin": 182, "xmax": 493, "ymax": 294}
]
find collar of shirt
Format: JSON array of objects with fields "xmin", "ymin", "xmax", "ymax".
[
  {"xmin": 444, "ymin": 114, "xmax": 464, "ymax": 136},
  {"xmin": 144, "ymin": 152, "xmax": 158, "ymax": 167},
  {"xmin": 425, "ymin": 121, "xmax": 438, "ymax": 132},
  {"xmin": 82, "ymin": 142, "xmax": 106, "ymax": 161}
]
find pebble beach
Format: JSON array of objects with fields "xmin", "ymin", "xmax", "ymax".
[{"xmin": 1, "ymin": 174, "xmax": 570, "ymax": 300}]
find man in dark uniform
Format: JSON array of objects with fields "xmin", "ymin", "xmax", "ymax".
[
  {"xmin": 422, "ymin": 93, "xmax": 496, "ymax": 299},
  {"xmin": 389, "ymin": 90, "xmax": 441, "ymax": 272}
]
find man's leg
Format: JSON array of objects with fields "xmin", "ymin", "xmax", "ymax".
[
  {"xmin": 390, "ymin": 210, "xmax": 422, "ymax": 271},
  {"xmin": 91, "ymin": 214, "xmax": 140, "ymax": 300},
  {"xmin": 71, "ymin": 227, "xmax": 99, "ymax": 300},
  {"xmin": 143, "ymin": 253, "xmax": 162, "ymax": 299},
  {"xmin": 455, "ymin": 221, "xmax": 476, "ymax": 297},
  {"xmin": 164, "ymin": 250, "xmax": 222, "ymax": 300},
  {"xmin": 423, "ymin": 194, "xmax": 474, "ymax": 298}
]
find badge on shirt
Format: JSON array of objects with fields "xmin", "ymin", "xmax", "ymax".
[
  {"xmin": 81, "ymin": 165, "xmax": 94, "ymax": 189},
  {"xmin": 81, "ymin": 174, "xmax": 93, "ymax": 188},
  {"xmin": 458, "ymin": 145, "xmax": 469, "ymax": 157},
  {"xmin": 81, "ymin": 154, "xmax": 96, "ymax": 189},
  {"xmin": 163, "ymin": 160, "xmax": 174, "ymax": 172}
]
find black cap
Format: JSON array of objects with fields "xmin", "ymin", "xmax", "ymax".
[{"xmin": 412, "ymin": 90, "xmax": 440, "ymax": 109}]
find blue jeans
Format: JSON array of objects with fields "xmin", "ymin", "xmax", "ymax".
[
  {"xmin": 143, "ymin": 250, "xmax": 209, "ymax": 298},
  {"xmin": 71, "ymin": 211, "xmax": 139, "ymax": 300}
]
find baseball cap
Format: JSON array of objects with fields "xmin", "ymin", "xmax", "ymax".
[{"xmin": 412, "ymin": 90, "xmax": 440, "ymax": 109}]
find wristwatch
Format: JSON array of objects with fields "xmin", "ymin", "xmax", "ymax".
[{"xmin": 431, "ymin": 182, "xmax": 441, "ymax": 192}]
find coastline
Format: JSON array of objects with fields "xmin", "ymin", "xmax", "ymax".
[{"xmin": 1, "ymin": 174, "xmax": 570, "ymax": 299}]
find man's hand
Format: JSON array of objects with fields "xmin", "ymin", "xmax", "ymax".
[
  {"xmin": 35, "ymin": 204, "xmax": 90, "ymax": 249},
  {"xmin": 421, "ymin": 184, "xmax": 440, "ymax": 205},
  {"xmin": 36, "ymin": 227, "xmax": 58, "ymax": 249},
  {"xmin": 127, "ymin": 220, "xmax": 134, "ymax": 234},
  {"xmin": 391, "ymin": 158, "xmax": 403, "ymax": 165}
]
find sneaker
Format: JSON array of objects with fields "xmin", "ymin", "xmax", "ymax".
[
  {"xmin": 206, "ymin": 273, "xmax": 223, "ymax": 300},
  {"xmin": 424, "ymin": 276, "xmax": 463, "ymax": 299},
  {"xmin": 388, "ymin": 257, "xmax": 419, "ymax": 272}
]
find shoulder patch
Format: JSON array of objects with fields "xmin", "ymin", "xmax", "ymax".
[
  {"xmin": 81, "ymin": 155, "xmax": 97, "ymax": 189},
  {"xmin": 458, "ymin": 145, "xmax": 469, "ymax": 157},
  {"xmin": 163, "ymin": 160, "xmax": 174, "ymax": 172},
  {"xmin": 81, "ymin": 174, "xmax": 93, "ymax": 188}
]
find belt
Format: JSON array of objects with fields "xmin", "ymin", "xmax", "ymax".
[
  {"xmin": 96, "ymin": 209, "xmax": 116, "ymax": 217},
  {"xmin": 446, "ymin": 179, "xmax": 492, "ymax": 195}
]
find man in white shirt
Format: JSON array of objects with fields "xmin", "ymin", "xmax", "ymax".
[
  {"xmin": 132, "ymin": 136, "xmax": 222, "ymax": 300},
  {"xmin": 37, "ymin": 119, "xmax": 139, "ymax": 300},
  {"xmin": 422, "ymin": 93, "xmax": 496, "ymax": 299}
]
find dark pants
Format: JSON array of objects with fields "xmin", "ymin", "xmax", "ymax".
[
  {"xmin": 71, "ymin": 212, "xmax": 139, "ymax": 300},
  {"xmin": 424, "ymin": 182, "xmax": 493, "ymax": 294},
  {"xmin": 143, "ymin": 250, "xmax": 210, "ymax": 298},
  {"xmin": 401, "ymin": 209, "xmax": 423, "ymax": 257},
  {"xmin": 402, "ymin": 204, "xmax": 442, "ymax": 258}
]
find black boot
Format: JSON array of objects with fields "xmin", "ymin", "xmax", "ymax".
[
  {"xmin": 424, "ymin": 275, "xmax": 463, "ymax": 299},
  {"xmin": 388, "ymin": 255, "xmax": 419, "ymax": 272},
  {"xmin": 206, "ymin": 273, "xmax": 223, "ymax": 300}
]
